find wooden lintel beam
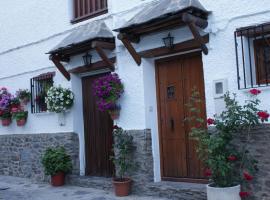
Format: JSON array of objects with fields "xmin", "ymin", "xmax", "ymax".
[
  {"xmin": 50, "ymin": 55, "xmax": 71, "ymax": 81},
  {"xmin": 182, "ymin": 13, "xmax": 208, "ymax": 29},
  {"xmin": 94, "ymin": 46, "xmax": 115, "ymax": 70},
  {"xmin": 91, "ymin": 41, "xmax": 115, "ymax": 50},
  {"xmin": 138, "ymin": 34, "xmax": 209, "ymax": 58},
  {"xmin": 118, "ymin": 33, "xmax": 142, "ymax": 66},
  {"xmin": 187, "ymin": 22, "xmax": 208, "ymax": 55},
  {"xmin": 68, "ymin": 57, "xmax": 116, "ymax": 74}
]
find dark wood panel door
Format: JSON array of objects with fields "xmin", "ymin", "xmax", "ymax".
[
  {"xmin": 156, "ymin": 53, "xmax": 206, "ymax": 181},
  {"xmin": 82, "ymin": 74, "xmax": 114, "ymax": 177}
]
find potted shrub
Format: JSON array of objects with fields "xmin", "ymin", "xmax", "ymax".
[
  {"xmin": 41, "ymin": 147, "xmax": 72, "ymax": 187},
  {"xmin": 187, "ymin": 89, "xmax": 268, "ymax": 200},
  {"xmin": 0, "ymin": 110, "xmax": 12, "ymax": 126},
  {"xmin": 93, "ymin": 73, "xmax": 124, "ymax": 120},
  {"xmin": 12, "ymin": 110, "xmax": 28, "ymax": 126},
  {"xmin": 16, "ymin": 89, "xmax": 31, "ymax": 105},
  {"xmin": 111, "ymin": 125, "xmax": 134, "ymax": 197}
]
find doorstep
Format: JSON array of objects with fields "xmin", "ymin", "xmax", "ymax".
[{"xmin": 67, "ymin": 175, "xmax": 207, "ymax": 200}]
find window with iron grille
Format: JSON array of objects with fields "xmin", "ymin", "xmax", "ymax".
[
  {"xmin": 235, "ymin": 22, "xmax": 270, "ymax": 89},
  {"xmin": 30, "ymin": 72, "xmax": 55, "ymax": 113},
  {"xmin": 72, "ymin": 0, "xmax": 108, "ymax": 23}
]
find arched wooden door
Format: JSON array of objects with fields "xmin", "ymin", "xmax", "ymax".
[
  {"xmin": 156, "ymin": 52, "xmax": 206, "ymax": 182},
  {"xmin": 82, "ymin": 74, "xmax": 114, "ymax": 177}
]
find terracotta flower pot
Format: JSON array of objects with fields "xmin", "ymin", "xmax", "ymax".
[
  {"xmin": 16, "ymin": 119, "xmax": 26, "ymax": 126},
  {"xmin": 109, "ymin": 109, "xmax": 120, "ymax": 120},
  {"xmin": 113, "ymin": 178, "xmax": 132, "ymax": 197},
  {"xmin": 51, "ymin": 172, "xmax": 65, "ymax": 187},
  {"xmin": 2, "ymin": 118, "xmax": 11, "ymax": 126}
]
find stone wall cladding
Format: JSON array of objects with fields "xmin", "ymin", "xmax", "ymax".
[
  {"xmin": 234, "ymin": 125, "xmax": 270, "ymax": 200},
  {"xmin": 0, "ymin": 132, "xmax": 80, "ymax": 181}
]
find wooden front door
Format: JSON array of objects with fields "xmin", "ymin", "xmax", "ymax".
[
  {"xmin": 156, "ymin": 52, "xmax": 206, "ymax": 182},
  {"xmin": 82, "ymin": 74, "xmax": 114, "ymax": 177}
]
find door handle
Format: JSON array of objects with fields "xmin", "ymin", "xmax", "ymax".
[{"xmin": 170, "ymin": 118, "xmax": 174, "ymax": 131}]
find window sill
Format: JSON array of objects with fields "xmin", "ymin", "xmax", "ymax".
[{"xmin": 71, "ymin": 9, "xmax": 108, "ymax": 24}]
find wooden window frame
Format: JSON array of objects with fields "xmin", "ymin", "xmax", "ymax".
[
  {"xmin": 254, "ymin": 38, "xmax": 270, "ymax": 85},
  {"xmin": 71, "ymin": 0, "xmax": 108, "ymax": 24}
]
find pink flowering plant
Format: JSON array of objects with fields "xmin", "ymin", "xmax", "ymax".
[
  {"xmin": 187, "ymin": 89, "xmax": 268, "ymax": 199},
  {"xmin": 93, "ymin": 73, "xmax": 124, "ymax": 112}
]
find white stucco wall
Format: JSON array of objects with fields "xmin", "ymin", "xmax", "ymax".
[{"xmin": 1, "ymin": 0, "xmax": 270, "ymax": 179}]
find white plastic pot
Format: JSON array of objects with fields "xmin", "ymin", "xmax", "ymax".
[{"xmin": 207, "ymin": 184, "xmax": 241, "ymax": 200}]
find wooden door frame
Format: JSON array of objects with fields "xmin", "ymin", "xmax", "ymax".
[{"xmin": 155, "ymin": 51, "xmax": 208, "ymax": 183}]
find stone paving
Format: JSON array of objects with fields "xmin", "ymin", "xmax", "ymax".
[{"xmin": 0, "ymin": 176, "xmax": 168, "ymax": 200}]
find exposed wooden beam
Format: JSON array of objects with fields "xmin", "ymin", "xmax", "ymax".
[
  {"xmin": 118, "ymin": 33, "xmax": 142, "ymax": 66},
  {"xmin": 138, "ymin": 34, "xmax": 209, "ymax": 58},
  {"xmin": 91, "ymin": 41, "xmax": 116, "ymax": 50},
  {"xmin": 187, "ymin": 22, "xmax": 208, "ymax": 55},
  {"xmin": 182, "ymin": 13, "xmax": 208, "ymax": 29},
  {"xmin": 50, "ymin": 55, "xmax": 71, "ymax": 81},
  {"xmin": 69, "ymin": 57, "xmax": 116, "ymax": 74},
  {"xmin": 93, "ymin": 46, "xmax": 114, "ymax": 70}
]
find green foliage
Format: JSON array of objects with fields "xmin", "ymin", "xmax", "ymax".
[
  {"xmin": 13, "ymin": 111, "xmax": 28, "ymax": 120},
  {"xmin": 110, "ymin": 127, "xmax": 134, "ymax": 180},
  {"xmin": 41, "ymin": 147, "xmax": 72, "ymax": 176},
  {"xmin": 187, "ymin": 90, "xmax": 260, "ymax": 188}
]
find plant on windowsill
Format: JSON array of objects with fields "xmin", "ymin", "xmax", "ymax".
[
  {"xmin": 110, "ymin": 125, "xmax": 134, "ymax": 197},
  {"xmin": 11, "ymin": 108, "xmax": 28, "ymax": 127},
  {"xmin": 93, "ymin": 73, "xmax": 124, "ymax": 120},
  {"xmin": 16, "ymin": 89, "xmax": 31, "ymax": 105},
  {"xmin": 186, "ymin": 89, "xmax": 269, "ymax": 200},
  {"xmin": 41, "ymin": 147, "xmax": 72, "ymax": 187}
]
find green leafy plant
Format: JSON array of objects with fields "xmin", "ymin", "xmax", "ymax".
[
  {"xmin": 41, "ymin": 147, "xmax": 72, "ymax": 176},
  {"xmin": 0, "ymin": 111, "xmax": 11, "ymax": 120},
  {"xmin": 186, "ymin": 89, "xmax": 268, "ymax": 198},
  {"xmin": 110, "ymin": 126, "xmax": 134, "ymax": 180},
  {"xmin": 12, "ymin": 111, "xmax": 28, "ymax": 121},
  {"xmin": 16, "ymin": 89, "xmax": 31, "ymax": 102}
]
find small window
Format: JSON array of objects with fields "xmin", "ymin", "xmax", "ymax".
[
  {"xmin": 30, "ymin": 72, "xmax": 55, "ymax": 113},
  {"xmin": 72, "ymin": 0, "xmax": 108, "ymax": 23},
  {"xmin": 235, "ymin": 22, "xmax": 270, "ymax": 89}
]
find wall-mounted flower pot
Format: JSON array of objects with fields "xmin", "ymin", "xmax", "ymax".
[
  {"xmin": 51, "ymin": 172, "xmax": 65, "ymax": 187},
  {"xmin": 109, "ymin": 109, "xmax": 120, "ymax": 120},
  {"xmin": 2, "ymin": 118, "xmax": 11, "ymax": 126},
  {"xmin": 113, "ymin": 178, "xmax": 132, "ymax": 197},
  {"xmin": 16, "ymin": 119, "xmax": 26, "ymax": 126},
  {"xmin": 207, "ymin": 185, "xmax": 241, "ymax": 200}
]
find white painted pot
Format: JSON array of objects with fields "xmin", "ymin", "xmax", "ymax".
[{"xmin": 207, "ymin": 184, "xmax": 241, "ymax": 200}]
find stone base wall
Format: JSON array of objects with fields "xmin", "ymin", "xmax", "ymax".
[
  {"xmin": 0, "ymin": 132, "xmax": 80, "ymax": 181},
  {"xmin": 235, "ymin": 125, "xmax": 270, "ymax": 200},
  {"xmin": 115, "ymin": 129, "xmax": 154, "ymax": 191}
]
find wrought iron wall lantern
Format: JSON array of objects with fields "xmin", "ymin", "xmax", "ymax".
[
  {"xmin": 163, "ymin": 33, "xmax": 174, "ymax": 49},
  {"xmin": 82, "ymin": 52, "xmax": 92, "ymax": 65}
]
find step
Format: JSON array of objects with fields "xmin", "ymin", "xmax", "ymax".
[{"xmin": 67, "ymin": 175, "xmax": 207, "ymax": 200}]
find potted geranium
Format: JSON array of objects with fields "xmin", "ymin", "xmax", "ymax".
[
  {"xmin": 41, "ymin": 147, "xmax": 72, "ymax": 186},
  {"xmin": 16, "ymin": 89, "xmax": 31, "ymax": 105},
  {"xmin": 111, "ymin": 125, "xmax": 134, "ymax": 197},
  {"xmin": 93, "ymin": 73, "xmax": 124, "ymax": 120},
  {"xmin": 12, "ymin": 109, "xmax": 28, "ymax": 126},
  {"xmin": 0, "ymin": 87, "xmax": 12, "ymax": 126},
  {"xmin": 187, "ymin": 89, "xmax": 268, "ymax": 200}
]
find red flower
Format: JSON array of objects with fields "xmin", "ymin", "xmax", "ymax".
[
  {"xmin": 257, "ymin": 111, "xmax": 270, "ymax": 121},
  {"xmin": 228, "ymin": 155, "xmax": 237, "ymax": 161},
  {"xmin": 113, "ymin": 125, "xmax": 119, "ymax": 130},
  {"xmin": 204, "ymin": 168, "xmax": 212, "ymax": 177},
  {"xmin": 0, "ymin": 110, "xmax": 3, "ymax": 116},
  {"xmin": 243, "ymin": 172, "xmax": 253, "ymax": 181},
  {"xmin": 207, "ymin": 118, "xmax": 215, "ymax": 125},
  {"xmin": 239, "ymin": 191, "xmax": 251, "ymax": 198},
  {"xmin": 249, "ymin": 89, "xmax": 261, "ymax": 95},
  {"xmin": 11, "ymin": 107, "xmax": 19, "ymax": 113}
]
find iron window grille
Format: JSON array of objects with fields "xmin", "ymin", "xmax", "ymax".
[
  {"xmin": 235, "ymin": 22, "xmax": 270, "ymax": 90},
  {"xmin": 72, "ymin": 0, "xmax": 108, "ymax": 23},
  {"xmin": 30, "ymin": 72, "xmax": 55, "ymax": 113}
]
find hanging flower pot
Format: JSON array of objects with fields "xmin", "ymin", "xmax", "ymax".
[
  {"xmin": 2, "ymin": 118, "xmax": 11, "ymax": 126},
  {"xmin": 109, "ymin": 104, "xmax": 121, "ymax": 120},
  {"xmin": 16, "ymin": 118, "xmax": 26, "ymax": 126}
]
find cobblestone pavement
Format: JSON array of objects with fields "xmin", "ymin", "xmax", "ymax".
[{"xmin": 0, "ymin": 176, "xmax": 167, "ymax": 200}]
